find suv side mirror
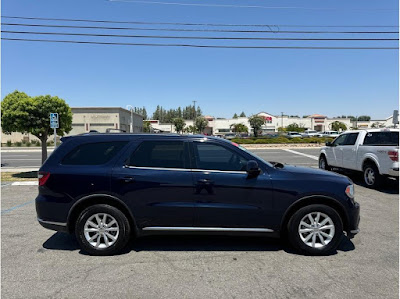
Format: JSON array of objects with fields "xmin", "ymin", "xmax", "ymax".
[
  {"xmin": 246, "ymin": 160, "xmax": 261, "ymax": 177},
  {"xmin": 326, "ymin": 141, "xmax": 332, "ymax": 146}
]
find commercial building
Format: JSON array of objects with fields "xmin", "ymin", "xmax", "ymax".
[
  {"xmin": 148, "ymin": 112, "xmax": 397, "ymax": 135},
  {"xmin": 1, "ymin": 107, "xmax": 143, "ymax": 143},
  {"xmin": 148, "ymin": 112, "xmax": 352, "ymax": 135}
]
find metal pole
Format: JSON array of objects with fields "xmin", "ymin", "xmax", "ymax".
[
  {"xmin": 130, "ymin": 109, "xmax": 133, "ymax": 133},
  {"xmin": 193, "ymin": 100, "xmax": 197, "ymax": 120},
  {"xmin": 54, "ymin": 128, "xmax": 57, "ymax": 149}
]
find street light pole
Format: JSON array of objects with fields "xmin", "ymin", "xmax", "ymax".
[
  {"xmin": 126, "ymin": 105, "xmax": 134, "ymax": 133},
  {"xmin": 193, "ymin": 100, "xmax": 197, "ymax": 120}
]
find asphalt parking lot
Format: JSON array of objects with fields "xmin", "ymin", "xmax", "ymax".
[{"xmin": 1, "ymin": 148, "xmax": 399, "ymax": 298}]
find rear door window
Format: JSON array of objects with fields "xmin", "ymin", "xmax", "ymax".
[
  {"xmin": 62, "ymin": 141, "xmax": 128, "ymax": 165},
  {"xmin": 363, "ymin": 132, "xmax": 399, "ymax": 146},
  {"xmin": 127, "ymin": 141, "xmax": 188, "ymax": 169}
]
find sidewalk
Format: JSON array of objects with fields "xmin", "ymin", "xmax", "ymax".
[{"xmin": 1, "ymin": 147, "xmax": 55, "ymax": 153}]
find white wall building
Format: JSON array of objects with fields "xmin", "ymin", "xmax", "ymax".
[
  {"xmin": 148, "ymin": 112, "xmax": 361, "ymax": 135},
  {"xmin": 1, "ymin": 107, "xmax": 143, "ymax": 143}
]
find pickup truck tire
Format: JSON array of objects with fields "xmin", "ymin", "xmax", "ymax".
[
  {"xmin": 319, "ymin": 155, "xmax": 331, "ymax": 171},
  {"xmin": 288, "ymin": 204, "xmax": 343, "ymax": 256},
  {"xmin": 363, "ymin": 163, "xmax": 382, "ymax": 189}
]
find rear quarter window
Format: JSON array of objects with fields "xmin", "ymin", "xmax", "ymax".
[
  {"xmin": 62, "ymin": 141, "xmax": 128, "ymax": 165},
  {"xmin": 363, "ymin": 132, "xmax": 399, "ymax": 146}
]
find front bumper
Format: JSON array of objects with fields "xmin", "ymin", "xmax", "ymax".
[{"xmin": 347, "ymin": 202, "xmax": 360, "ymax": 239}]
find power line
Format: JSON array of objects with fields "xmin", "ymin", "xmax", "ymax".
[
  {"xmin": 2, "ymin": 16, "xmax": 398, "ymax": 28},
  {"xmin": 108, "ymin": 0, "xmax": 398, "ymax": 11},
  {"xmin": 2, "ymin": 23, "xmax": 398, "ymax": 34},
  {"xmin": 2, "ymin": 37, "xmax": 398, "ymax": 49},
  {"xmin": 3, "ymin": 30, "xmax": 398, "ymax": 41}
]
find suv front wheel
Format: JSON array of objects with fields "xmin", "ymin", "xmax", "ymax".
[
  {"xmin": 75, "ymin": 204, "xmax": 131, "ymax": 256},
  {"xmin": 288, "ymin": 204, "xmax": 343, "ymax": 255}
]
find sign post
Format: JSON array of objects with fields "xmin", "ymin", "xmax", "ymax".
[
  {"xmin": 50, "ymin": 113, "xmax": 59, "ymax": 148},
  {"xmin": 393, "ymin": 110, "xmax": 399, "ymax": 128}
]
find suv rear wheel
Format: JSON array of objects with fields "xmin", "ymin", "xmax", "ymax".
[
  {"xmin": 288, "ymin": 204, "xmax": 343, "ymax": 255},
  {"xmin": 75, "ymin": 204, "xmax": 131, "ymax": 256}
]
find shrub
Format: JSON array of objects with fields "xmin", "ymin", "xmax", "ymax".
[
  {"xmin": 15, "ymin": 141, "xmax": 22, "ymax": 147},
  {"xmin": 6, "ymin": 140, "xmax": 12, "ymax": 147},
  {"xmin": 26, "ymin": 142, "xmax": 31, "ymax": 147},
  {"xmin": 290, "ymin": 137, "xmax": 303, "ymax": 143}
]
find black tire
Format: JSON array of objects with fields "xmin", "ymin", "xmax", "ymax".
[
  {"xmin": 287, "ymin": 204, "xmax": 343, "ymax": 256},
  {"xmin": 319, "ymin": 155, "xmax": 331, "ymax": 171},
  {"xmin": 363, "ymin": 162, "xmax": 382, "ymax": 189},
  {"xmin": 75, "ymin": 204, "xmax": 131, "ymax": 256}
]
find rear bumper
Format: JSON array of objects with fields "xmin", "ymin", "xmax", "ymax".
[
  {"xmin": 37, "ymin": 218, "xmax": 68, "ymax": 232},
  {"xmin": 387, "ymin": 167, "xmax": 399, "ymax": 177}
]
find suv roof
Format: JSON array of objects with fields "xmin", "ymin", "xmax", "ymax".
[{"xmin": 61, "ymin": 133, "xmax": 218, "ymax": 143}]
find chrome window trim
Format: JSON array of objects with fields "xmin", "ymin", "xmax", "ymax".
[
  {"xmin": 124, "ymin": 165, "xmax": 246, "ymax": 174},
  {"xmin": 37, "ymin": 218, "xmax": 67, "ymax": 227},
  {"xmin": 142, "ymin": 226, "xmax": 274, "ymax": 233}
]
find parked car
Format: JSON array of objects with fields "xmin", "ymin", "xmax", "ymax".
[
  {"xmin": 224, "ymin": 133, "xmax": 236, "ymax": 140},
  {"xmin": 319, "ymin": 129, "xmax": 399, "ymax": 188},
  {"xmin": 302, "ymin": 130, "xmax": 319, "ymax": 138},
  {"xmin": 286, "ymin": 132, "xmax": 303, "ymax": 139},
  {"xmin": 316, "ymin": 131, "xmax": 340, "ymax": 138},
  {"xmin": 36, "ymin": 134, "xmax": 360, "ymax": 255}
]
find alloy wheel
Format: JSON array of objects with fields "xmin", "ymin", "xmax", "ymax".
[
  {"xmin": 84, "ymin": 213, "xmax": 120, "ymax": 249},
  {"xmin": 298, "ymin": 212, "xmax": 335, "ymax": 248},
  {"xmin": 364, "ymin": 167, "xmax": 375, "ymax": 186}
]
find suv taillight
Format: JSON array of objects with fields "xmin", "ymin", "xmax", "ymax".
[
  {"xmin": 38, "ymin": 172, "xmax": 50, "ymax": 186},
  {"xmin": 388, "ymin": 151, "xmax": 398, "ymax": 162}
]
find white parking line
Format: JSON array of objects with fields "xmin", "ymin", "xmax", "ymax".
[
  {"xmin": 11, "ymin": 181, "xmax": 38, "ymax": 186},
  {"xmin": 283, "ymin": 149, "xmax": 319, "ymax": 161}
]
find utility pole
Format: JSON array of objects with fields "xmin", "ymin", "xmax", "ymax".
[
  {"xmin": 193, "ymin": 100, "xmax": 197, "ymax": 120},
  {"xmin": 126, "ymin": 105, "xmax": 134, "ymax": 133},
  {"xmin": 281, "ymin": 112, "xmax": 284, "ymax": 129}
]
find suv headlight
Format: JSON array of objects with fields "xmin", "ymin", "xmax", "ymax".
[{"xmin": 345, "ymin": 184, "xmax": 354, "ymax": 199}]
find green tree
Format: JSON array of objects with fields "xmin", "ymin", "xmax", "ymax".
[
  {"xmin": 239, "ymin": 111, "xmax": 246, "ymax": 117},
  {"xmin": 1, "ymin": 91, "xmax": 72, "ymax": 163},
  {"xmin": 230, "ymin": 123, "xmax": 248, "ymax": 136},
  {"xmin": 286, "ymin": 123, "xmax": 305, "ymax": 132},
  {"xmin": 194, "ymin": 116, "xmax": 208, "ymax": 134},
  {"xmin": 347, "ymin": 115, "xmax": 357, "ymax": 121},
  {"xmin": 134, "ymin": 106, "xmax": 148, "ymax": 120},
  {"xmin": 172, "ymin": 117, "xmax": 186, "ymax": 133},
  {"xmin": 143, "ymin": 121, "xmax": 152, "ymax": 133},
  {"xmin": 184, "ymin": 125, "xmax": 196, "ymax": 133},
  {"xmin": 357, "ymin": 115, "xmax": 371, "ymax": 121},
  {"xmin": 330, "ymin": 121, "xmax": 347, "ymax": 131},
  {"xmin": 233, "ymin": 113, "xmax": 238, "ymax": 119},
  {"xmin": 248, "ymin": 115, "xmax": 266, "ymax": 137},
  {"xmin": 302, "ymin": 115, "xmax": 309, "ymax": 118}
]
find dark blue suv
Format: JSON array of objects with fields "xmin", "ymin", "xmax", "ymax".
[{"xmin": 36, "ymin": 134, "xmax": 360, "ymax": 255}]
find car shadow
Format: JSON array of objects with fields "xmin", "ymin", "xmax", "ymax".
[
  {"xmin": 42, "ymin": 232, "xmax": 355, "ymax": 256},
  {"xmin": 331, "ymin": 169, "xmax": 399, "ymax": 195}
]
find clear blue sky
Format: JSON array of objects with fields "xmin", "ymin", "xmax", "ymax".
[{"xmin": 2, "ymin": 0, "xmax": 399, "ymax": 119}]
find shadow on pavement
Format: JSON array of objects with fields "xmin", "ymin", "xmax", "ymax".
[
  {"xmin": 11, "ymin": 171, "xmax": 38, "ymax": 178},
  {"xmin": 43, "ymin": 232, "xmax": 355, "ymax": 256}
]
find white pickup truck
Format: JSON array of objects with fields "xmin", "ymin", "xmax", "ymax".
[{"xmin": 319, "ymin": 129, "xmax": 399, "ymax": 188}]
